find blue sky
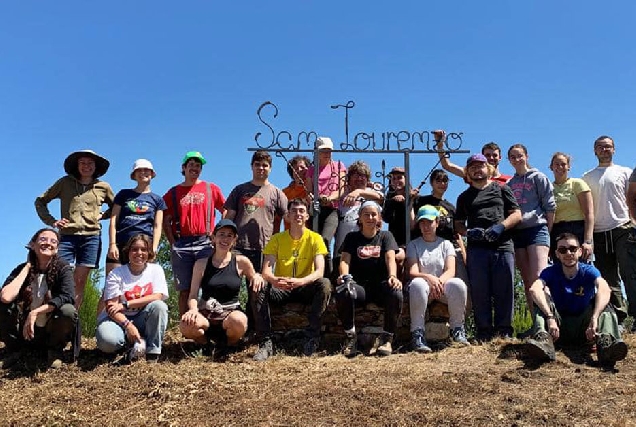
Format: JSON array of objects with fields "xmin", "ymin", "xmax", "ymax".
[{"xmin": 1, "ymin": 2, "xmax": 635, "ymax": 277}]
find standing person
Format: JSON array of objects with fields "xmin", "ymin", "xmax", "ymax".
[
  {"xmin": 306, "ymin": 137, "xmax": 347, "ymax": 277},
  {"xmin": 278, "ymin": 155, "xmax": 312, "ymax": 231},
  {"xmin": 180, "ymin": 219, "xmax": 265, "ymax": 356},
  {"xmin": 250, "ymin": 199, "xmax": 332, "ymax": 361},
  {"xmin": 337, "ymin": 201, "xmax": 402, "ymax": 357},
  {"xmin": 506, "ymin": 144, "xmax": 556, "ymax": 319},
  {"xmin": 35, "ymin": 149, "xmax": 114, "ymax": 309},
  {"xmin": 163, "ymin": 151, "xmax": 226, "ymax": 317},
  {"xmin": 417, "ymin": 169, "xmax": 469, "ymax": 286},
  {"xmin": 455, "ymin": 154, "xmax": 521, "ymax": 341},
  {"xmin": 582, "ymin": 135, "xmax": 636, "ymax": 329},
  {"xmin": 224, "ymin": 150, "xmax": 288, "ymax": 275},
  {"xmin": 96, "ymin": 234, "xmax": 169, "ymax": 362},
  {"xmin": 549, "ymin": 152, "xmax": 594, "ymax": 261},
  {"xmin": 107, "ymin": 159, "xmax": 166, "ymax": 275},
  {"xmin": 434, "ymin": 130, "xmax": 512, "ymax": 185},
  {"xmin": 525, "ymin": 233, "xmax": 627, "ymax": 367},
  {"xmin": 334, "ymin": 161, "xmax": 384, "ymax": 259},
  {"xmin": 0, "ymin": 228, "xmax": 77, "ymax": 369},
  {"xmin": 407, "ymin": 205, "xmax": 470, "ymax": 353}
]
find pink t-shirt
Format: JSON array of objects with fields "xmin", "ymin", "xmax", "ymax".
[{"xmin": 306, "ymin": 160, "xmax": 346, "ymax": 208}]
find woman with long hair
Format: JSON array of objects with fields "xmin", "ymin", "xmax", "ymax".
[
  {"xmin": 96, "ymin": 234, "xmax": 169, "ymax": 362},
  {"xmin": 0, "ymin": 228, "xmax": 77, "ymax": 369},
  {"xmin": 507, "ymin": 144, "xmax": 556, "ymax": 320},
  {"xmin": 180, "ymin": 219, "xmax": 264, "ymax": 357},
  {"xmin": 549, "ymin": 152, "xmax": 594, "ymax": 261}
]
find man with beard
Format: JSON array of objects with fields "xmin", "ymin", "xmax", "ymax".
[
  {"xmin": 582, "ymin": 135, "xmax": 636, "ymax": 331},
  {"xmin": 163, "ymin": 151, "xmax": 226, "ymax": 316},
  {"xmin": 434, "ymin": 130, "xmax": 511, "ymax": 185},
  {"xmin": 525, "ymin": 233, "xmax": 627, "ymax": 367},
  {"xmin": 455, "ymin": 154, "xmax": 521, "ymax": 341}
]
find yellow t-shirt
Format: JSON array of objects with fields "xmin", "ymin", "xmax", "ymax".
[
  {"xmin": 263, "ymin": 228, "xmax": 328, "ymax": 278},
  {"xmin": 553, "ymin": 178, "xmax": 590, "ymax": 223}
]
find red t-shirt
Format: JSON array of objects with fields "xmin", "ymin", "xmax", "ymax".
[
  {"xmin": 490, "ymin": 173, "xmax": 511, "ymax": 185},
  {"xmin": 163, "ymin": 181, "xmax": 225, "ymax": 236}
]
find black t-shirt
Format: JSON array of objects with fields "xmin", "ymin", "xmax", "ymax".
[
  {"xmin": 416, "ymin": 195, "xmax": 456, "ymax": 243},
  {"xmin": 455, "ymin": 183, "xmax": 519, "ymax": 252},
  {"xmin": 342, "ymin": 230, "xmax": 399, "ymax": 285},
  {"xmin": 382, "ymin": 190, "xmax": 418, "ymax": 246},
  {"xmin": 200, "ymin": 253, "xmax": 242, "ymax": 305}
]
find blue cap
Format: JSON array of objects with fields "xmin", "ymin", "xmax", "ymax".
[
  {"xmin": 416, "ymin": 205, "xmax": 440, "ymax": 222},
  {"xmin": 466, "ymin": 153, "xmax": 487, "ymax": 166},
  {"xmin": 214, "ymin": 219, "xmax": 238, "ymax": 234}
]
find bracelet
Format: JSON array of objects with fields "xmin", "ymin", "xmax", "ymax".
[
  {"xmin": 388, "ymin": 274, "xmax": 397, "ymax": 279},
  {"xmin": 121, "ymin": 319, "xmax": 131, "ymax": 329},
  {"xmin": 584, "ymin": 240, "xmax": 593, "ymax": 245}
]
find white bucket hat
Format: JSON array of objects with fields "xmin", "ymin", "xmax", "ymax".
[{"xmin": 130, "ymin": 158, "xmax": 156, "ymax": 180}]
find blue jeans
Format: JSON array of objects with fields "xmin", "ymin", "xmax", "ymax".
[
  {"xmin": 96, "ymin": 300, "xmax": 169, "ymax": 355},
  {"xmin": 467, "ymin": 247, "xmax": 515, "ymax": 340},
  {"xmin": 58, "ymin": 234, "xmax": 102, "ymax": 268}
]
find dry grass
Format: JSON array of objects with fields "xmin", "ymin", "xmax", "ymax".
[{"xmin": 1, "ymin": 330, "xmax": 635, "ymax": 427}]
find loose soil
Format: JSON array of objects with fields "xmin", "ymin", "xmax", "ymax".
[{"xmin": 1, "ymin": 330, "xmax": 635, "ymax": 426}]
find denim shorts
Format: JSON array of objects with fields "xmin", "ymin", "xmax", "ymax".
[
  {"xmin": 58, "ymin": 234, "xmax": 102, "ymax": 268},
  {"xmin": 171, "ymin": 235, "xmax": 213, "ymax": 291},
  {"xmin": 513, "ymin": 224, "xmax": 550, "ymax": 249}
]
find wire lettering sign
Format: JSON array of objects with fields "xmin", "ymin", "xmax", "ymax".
[{"xmin": 253, "ymin": 101, "xmax": 465, "ymax": 153}]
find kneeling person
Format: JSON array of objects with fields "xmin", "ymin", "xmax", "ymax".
[
  {"xmin": 407, "ymin": 205, "xmax": 469, "ymax": 353},
  {"xmin": 526, "ymin": 233, "xmax": 627, "ymax": 366},
  {"xmin": 180, "ymin": 219, "xmax": 264, "ymax": 355},
  {"xmin": 251, "ymin": 199, "xmax": 332, "ymax": 361},
  {"xmin": 96, "ymin": 234, "xmax": 169, "ymax": 362}
]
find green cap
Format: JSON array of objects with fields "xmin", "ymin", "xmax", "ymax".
[{"xmin": 182, "ymin": 151, "xmax": 207, "ymax": 165}]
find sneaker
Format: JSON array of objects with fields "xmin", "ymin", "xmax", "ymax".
[
  {"xmin": 451, "ymin": 327, "xmax": 471, "ymax": 346},
  {"xmin": 516, "ymin": 327, "xmax": 533, "ymax": 340},
  {"xmin": 411, "ymin": 329, "xmax": 432, "ymax": 353},
  {"xmin": 47, "ymin": 350, "xmax": 64, "ymax": 369},
  {"xmin": 253, "ymin": 338, "xmax": 273, "ymax": 362},
  {"xmin": 596, "ymin": 334, "xmax": 628, "ymax": 366},
  {"xmin": 376, "ymin": 333, "xmax": 393, "ymax": 357},
  {"xmin": 342, "ymin": 332, "xmax": 358, "ymax": 358},
  {"xmin": 525, "ymin": 331, "xmax": 556, "ymax": 362},
  {"xmin": 303, "ymin": 337, "xmax": 320, "ymax": 357},
  {"xmin": 0, "ymin": 351, "xmax": 23, "ymax": 369}
]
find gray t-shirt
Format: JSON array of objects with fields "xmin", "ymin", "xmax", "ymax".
[
  {"xmin": 406, "ymin": 236, "xmax": 455, "ymax": 278},
  {"xmin": 224, "ymin": 181, "xmax": 288, "ymax": 251}
]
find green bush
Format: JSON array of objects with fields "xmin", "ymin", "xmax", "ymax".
[{"xmin": 79, "ymin": 268, "xmax": 103, "ymax": 338}]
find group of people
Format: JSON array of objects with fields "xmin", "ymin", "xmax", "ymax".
[{"xmin": 0, "ymin": 131, "xmax": 634, "ymax": 369}]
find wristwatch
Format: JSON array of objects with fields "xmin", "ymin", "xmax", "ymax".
[{"xmin": 122, "ymin": 300, "xmax": 129, "ymax": 309}]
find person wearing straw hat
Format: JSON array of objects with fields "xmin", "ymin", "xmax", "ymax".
[{"xmin": 35, "ymin": 150, "xmax": 115, "ymax": 309}]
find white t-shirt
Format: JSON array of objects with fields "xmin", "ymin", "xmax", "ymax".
[
  {"xmin": 582, "ymin": 164, "xmax": 633, "ymax": 232},
  {"xmin": 30, "ymin": 273, "xmax": 50, "ymax": 327},
  {"xmin": 102, "ymin": 263, "xmax": 169, "ymax": 317},
  {"xmin": 406, "ymin": 236, "xmax": 455, "ymax": 278}
]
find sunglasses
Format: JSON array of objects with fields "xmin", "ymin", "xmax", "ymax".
[{"xmin": 556, "ymin": 245, "xmax": 579, "ymax": 254}]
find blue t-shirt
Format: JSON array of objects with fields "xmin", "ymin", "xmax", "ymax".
[
  {"xmin": 539, "ymin": 262, "xmax": 600, "ymax": 316},
  {"xmin": 114, "ymin": 189, "xmax": 167, "ymax": 246}
]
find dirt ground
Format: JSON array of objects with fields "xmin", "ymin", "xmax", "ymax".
[{"xmin": 1, "ymin": 330, "xmax": 635, "ymax": 427}]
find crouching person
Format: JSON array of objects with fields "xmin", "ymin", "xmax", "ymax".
[
  {"xmin": 180, "ymin": 219, "xmax": 264, "ymax": 357},
  {"xmin": 407, "ymin": 205, "xmax": 469, "ymax": 353},
  {"xmin": 251, "ymin": 198, "xmax": 332, "ymax": 361},
  {"xmin": 337, "ymin": 201, "xmax": 403, "ymax": 357},
  {"xmin": 96, "ymin": 234, "xmax": 169, "ymax": 362},
  {"xmin": 0, "ymin": 228, "xmax": 77, "ymax": 369},
  {"xmin": 525, "ymin": 233, "xmax": 627, "ymax": 367}
]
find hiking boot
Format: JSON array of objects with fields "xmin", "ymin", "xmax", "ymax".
[
  {"xmin": 0, "ymin": 350, "xmax": 23, "ymax": 369},
  {"xmin": 411, "ymin": 329, "xmax": 432, "ymax": 353},
  {"xmin": 597, "ymin": 334, "xmax": 628, "ymax": 366},
  {"xmin": 47, "ymin": 350, "xmax": 64, "ymax": 369},
  {"xmin": 146, "ymin": 353, "xmax": 161, "ymax": 363},
  {"xmin": 253, "ymin": 338, "xmax": 273, "ymax": 362},
  {"xmin": 516, "ymin": 327, "xmax": 533, "ymax": 340},
  {"xmin": 303, "ymin": 337, "xmax": 320, "ymax": 357},
  {"xmin": 342, "ymin": 332, "xmax": 358, "ymax": 358},
  {"xmin": 451, "ymin": 327, "xmax": 471, "ymax": 346},
  {"xmin": 525, "ymin": 331, "xmax": 556, "ymax": 362},
  {"xmin": 376, "ymin": 333, "xmax": 393, "ymax": 357}
]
